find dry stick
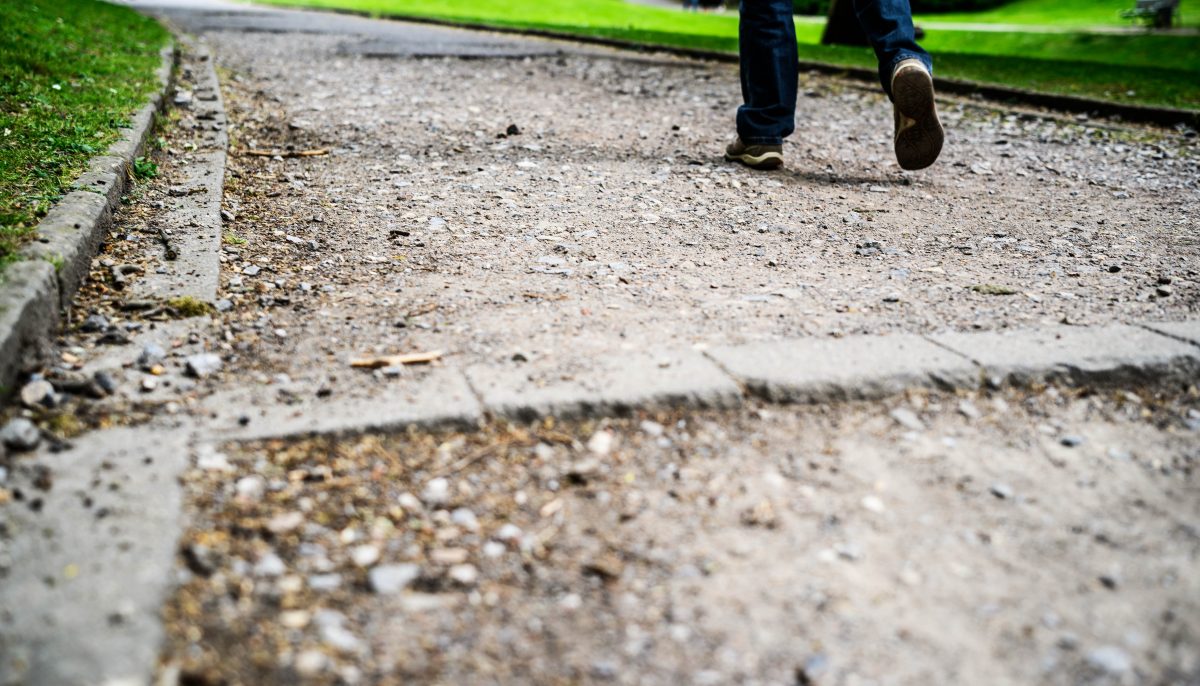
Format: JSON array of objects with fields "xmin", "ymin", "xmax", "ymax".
[
  {"xmin": 241, "ymin": 148, "xmax": 330, "ymax": 158},
  {"xmin": 440, "ymin": 442, "xmax": 507, "ymax": 477},
  {"xmin": 407, "ymin": 302, "xmax": 439, "ymax": 318},
  {"xmin": 349, "ymin": 350, "xmax": 444, "ymax": 369},
  {"xmin": 155, "ymin": 226, "xmax": 179, "ymax": 260}
]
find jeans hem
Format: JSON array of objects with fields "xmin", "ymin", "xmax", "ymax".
[
  {"xmin": 738, "ymin": 136, "xmax": 784, "ymax": 146},
  {"xmin": 887, "ymin": 51, "xmax": 932, "ymax": 75}
]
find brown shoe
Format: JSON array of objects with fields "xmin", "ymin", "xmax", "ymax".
[
  {"xmin": 724, "ymin": 137, "xmax": 783, "ymax": 170},
  {"xmin": 891, "ymin": 59, "xmax": 944, "ymax": 171}
]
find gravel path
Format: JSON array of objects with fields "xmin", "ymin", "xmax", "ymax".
[
  {"xmin": 196, "ymin": 25, "xmax": 1198, "ymax": 400},
  {"xmin": 2, "ymin": 3, "xmax": 1198, "ymax": 684}
]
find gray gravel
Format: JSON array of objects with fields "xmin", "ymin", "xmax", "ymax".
[
  {"xmin": 192, "ymin": 24, "xmax": 1198, "ymax": 402},
  {"xmin": 2, "ymin": 4, "xmax": 1198, "ymax": 684}
]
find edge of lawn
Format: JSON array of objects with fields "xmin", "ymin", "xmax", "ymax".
[
  {"xmin": 265, "ymin": 2, "xmax": 1200, "ymax": 128},
  {"xmin": 0, "ymin": 40, "xmax": 178, "ymax": 396}
]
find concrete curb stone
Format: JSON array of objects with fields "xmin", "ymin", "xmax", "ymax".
[
  {"xmin": 0, "ymin": 41, "xmax": 178, "ymax": 396},
  {"xmin": 198, "ymin": 368, "xmax": 485, "ymax": 442},
  {"xmin": 706, "ymin": 333, "xmax": 979, "ymax": 403},
  {"xmin": 0, "ymin": 262, "xmax": 60, "ymax": 392},
  {"xmin": 930, "ymin": 324, "xmax": 1200, "ymax": 386},
  {"xmin": 465, "ymin": 349, "xmax": 743, "ymax": 421}
]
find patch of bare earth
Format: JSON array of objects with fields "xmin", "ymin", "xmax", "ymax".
[{"xmin": 161, "ymin": 385, "xmax": 1199, "ymax": 684}]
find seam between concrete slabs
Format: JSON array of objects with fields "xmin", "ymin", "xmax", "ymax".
[
  {"xmin": 0, "ymin": 40, "xmax": 178, "ymax": 395},
  {"xmin": 1137, "ymin": 320, "xmax": 1200, "ymax": 349}
]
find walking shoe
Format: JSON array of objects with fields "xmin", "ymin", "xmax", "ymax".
[
  {"xmin": 890, "ymin": 59, "xmax": 944, "ymax": 171},
  {"xmin": 724, "ymin": 137, "xmax": 783, "ymax": 170}
]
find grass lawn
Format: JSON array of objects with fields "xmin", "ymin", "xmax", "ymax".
[
  {"xmin": 253, "ymin": 0, "xmax": 1200, "ymax": 110},
  {"xmin": 0, "ymin": 0, "xmax": 169, "ymax": 269},
  {"xmin": 914, "ymin": 0, "xmax": 1199, "ymax": 28}
]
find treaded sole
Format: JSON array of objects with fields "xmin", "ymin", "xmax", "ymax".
[
  {"xmin": 724, "ymin": 151, "xmax": 784, "ymax": 170},
  {"xmin": 892, "ymin": 68, "xmax": 944, "ymax": 171}
]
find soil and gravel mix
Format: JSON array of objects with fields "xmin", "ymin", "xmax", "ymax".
[
  {"xmin": 197, "ymin": 30, "xmax": 1198, "ymax": 401},
  {"xmin": 3, "ymin": 9, "xmax": 1199, "ymax": 686},
  {"xmin": 161, "ymin": 385, "xmax": 1199, "ymax": 685}
]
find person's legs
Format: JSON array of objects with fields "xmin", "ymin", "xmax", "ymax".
[
  {"xmin": 735, "ymin": 0, "xmax": 798, "ymax": 146},
  {"xmin": 851, "ymin": 0, "xmax": 931, "ymax": 96}
]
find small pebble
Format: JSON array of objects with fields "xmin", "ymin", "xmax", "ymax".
[
  {"xmin": 235, "ymin": 475, "xmax": 265, "ymax": 501},
  {"xmin": 587, "ymin": 430, "xmax": 615, "ymax": 456},
  {"xmin": 889, "ymin": 408, "xmax": 924, "ymax": 431},
  {"xmin": 1085, "ymin": 646, "xmax": 1132, "ymax": 674},
  {"xmin": 253, "ymin": 552, "xmax": 286, "ymax": 577},
  {"xmin": 989, "ymin": 483, "xmax": 1014, "ymax": 500},
  {"xmin": 368, "ymin": 563, "xmax": 420, "ymax": 594},
  {"xmin": 0, "ymin": 418, "xmax": 41, "ymax": 452},
  {"xmin": 448, "ymin": 563, "xmax": 479, "ymax": 586},
  {"xmin": 308, "ymin": 573, "xmax": 342, "ymax": 591},
  {"xmin": 350, "ymin": 544, "xmax": 380, "ymax": 568},
  {"xmin": 421, "ymin": 477, "xmax": 450, "ymax": 506},
  {"xmin": 20, "ymin": 380, "xmax": 58, "ymax": 409},
  {"xmin": 185, "ymin": 353, "xmax": 223, "ymax": 378}
]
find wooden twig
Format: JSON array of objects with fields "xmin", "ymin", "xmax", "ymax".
[
  {"xmin": 241, "ymin": 148, "xmax": 330, "ymax": 158},
  {"xmin": 349, "ymin": 350, "xmax": 444, "ymax": 369}
]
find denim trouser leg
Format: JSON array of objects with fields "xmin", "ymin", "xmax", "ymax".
[
  {"xmin": 852, "ymin": 0, "xmax": 933, "ymax": 96},
  {"xmin": 736, "ymin": 0, "xmax": 797, "ymax": 146},
  {"xmin": 736, "ymin": 0, "xmax": 933, "ymax": 143}
]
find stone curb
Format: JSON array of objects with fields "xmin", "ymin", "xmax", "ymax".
[
  {"xmin": 0, "ymin": 40, "xmax": 179, "ymax": 395},
  {"xmin": 290, "ymin": 5, "xmax": 1199, "ymax": 129},
  {"xmin": 465, "ymin": 349, "xmax": 744, "ymax": 422},
  {"xmin": 193, "ymin": 320, "xmax": 1200, "ymax": 443}
]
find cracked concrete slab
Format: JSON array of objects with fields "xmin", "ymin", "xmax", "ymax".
[
  {"xmin": 465, "ymin": 348, "xmax": 743, "ymax": 420},
  {"xmin": 930, "ymin": 323, "xmax": 1200, "ymax": 386},
  {"xmin": 707, "ymin": 334, "xmax": 979, "ymax": 403},
  {"xmin": 1142, "ymin": 319, "xmax": 1200, "ymax": 348}
]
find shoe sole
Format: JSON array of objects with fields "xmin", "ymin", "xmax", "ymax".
[
  {"xmin": 892, "ymin": 68, "xmax": 944, "ymax": 171},
  {"xmin": 724, "ymin": 151, "xmax": 784, "ymax": 170}
]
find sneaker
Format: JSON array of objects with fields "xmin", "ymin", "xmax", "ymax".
[
  {"xmin": 724, "ymin": 137, "xmax": 783, "ymax": 170},
  {"xmin": 890, "ymin": 59, "xmax": 944, "ymax": 171}
]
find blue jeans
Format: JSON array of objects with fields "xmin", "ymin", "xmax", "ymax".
[{"xmin": 737, "ymin": 0, "xmax": 932, "ymax": 145}]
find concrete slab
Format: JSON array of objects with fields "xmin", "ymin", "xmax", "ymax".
[
  {"xmin": 931, "ymin": 324, "xmax": 1200, "ymax": 386},
  {"xmin": 465, "ymin": 349, "xmax": 743, "ymax": 421},
  {"xmin": 0, "ymin": 428, "xmax": 190, "ymax": 686},
  {"xmin": 198, "ymin": 367, "xmax": 484, "ymax": 440},
  {"xmin": 130, "ymin": 39, "xmax": 225, "ymax": 305},
  {"xmin": 707, "ymin": 334, "xmax": 979, "ymax": 403}
]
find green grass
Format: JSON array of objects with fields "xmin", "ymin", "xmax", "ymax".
[
  {"xmin": 253, "ymin": 0, "xmax": 1200, "ymax": 109},
  {"xmin": 0, "ymin": 0, "xmax": 169, "ymax": 268},
  {"xmin": 914, "ymin": 0, "xmax": 1198, "ymax": 28}
]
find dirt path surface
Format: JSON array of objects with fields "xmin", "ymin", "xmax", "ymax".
[
  {"xmin": 196, "ymin": 16, "xmax": 1197, "ymax": 401},
  {"xmin": 1, "ymin": 2, "xmax": 1198, "ymax": 684},
  {"xmin": 163, "ymin": 388, "xmax": 1200, "ymax": 685}
]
